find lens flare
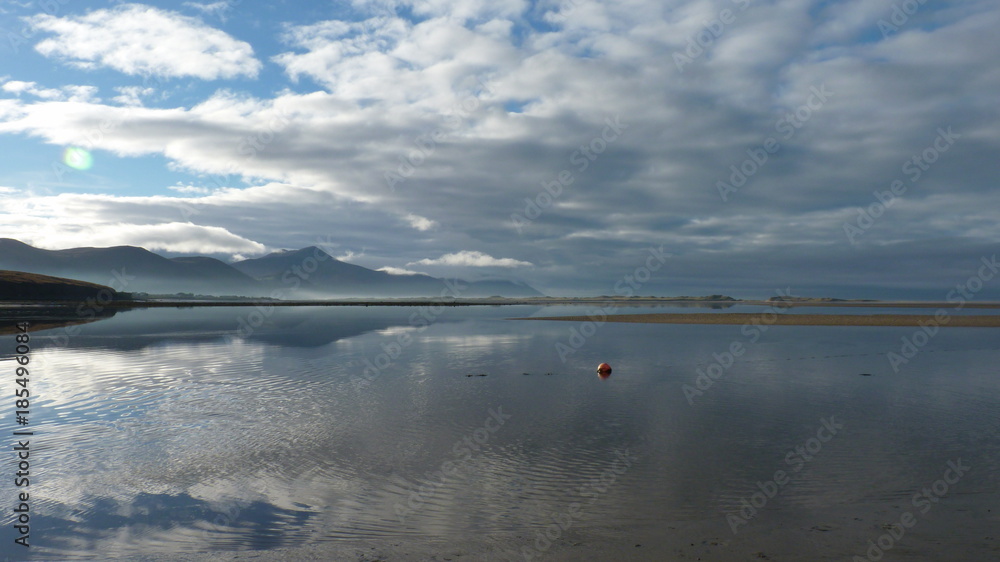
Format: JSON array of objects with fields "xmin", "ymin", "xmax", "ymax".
[{"xmin": 63, "ymin": 147, "xmax": 93, "ymax": 171}]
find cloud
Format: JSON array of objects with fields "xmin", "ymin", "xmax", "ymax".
[
  {"xmin": 387, "ymin": 0, "xmax": 528, "ymax": 22},
  {"xmin": 1, "ymin": 81, "xmax": 44, "ymax": 95},
  {"xmin": 0, "ymin": 189, "xmax": 273, "ymax": 258},
  {"xmin": 1, "ymin": 81, "xmax": 99, "ymax": 102},
  {"xmin": 337, "ymin": 249, "xmax": 366, "ymax": 262},
  {"xmin": 28, "ymin": 4, "xmax": 261, "ymax": 79},
  {"xmin": 168, "ymin": 184, "xmax": 213, "ymax": 195},
  {"xmin": 30, "ymin": 221, "xmax": 265, "ymax": 256},
  {"xmin": 377, "ymin": 266, "xmax": 425, "ymax": 275},
  {"xmin": 409, "ymin": 251, "xmax": 532, "ymax": 268},
  {"xmin": 405, "ymin": 213, "xmax": 438, "ymax": 231},
  {"xmin": 0, "ymin": 1, "xmax": 999, "ymax": 296},
  {"xmin": 112, "ymin": 86, "xmax": 155, "ymax": 107},
  {"xmin": 273, "ymin": 14, "xmax": 517, "ymax": 108}
]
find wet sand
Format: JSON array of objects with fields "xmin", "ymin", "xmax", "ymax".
[{"xmin": 519, "ymin": 312, "xmax": 1000, "ymax": 327}]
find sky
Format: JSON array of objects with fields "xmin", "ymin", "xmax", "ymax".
[{"xmin": 0, "ymin": 0, "xmax": 998, "ymax": 298}]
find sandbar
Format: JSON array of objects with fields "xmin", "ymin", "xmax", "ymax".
[{"xmin": 518, "ymin": 312, "xmax": 1000, "ymax": 327}]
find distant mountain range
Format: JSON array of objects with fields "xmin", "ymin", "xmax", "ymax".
[{"xmin": 0, "ymin": 239, "xmax": 543, "ymax": 298}]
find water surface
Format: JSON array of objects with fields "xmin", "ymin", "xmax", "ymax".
[{"xmin": 2, "ymin": 305, "xmax": 998, "ymax": 560}]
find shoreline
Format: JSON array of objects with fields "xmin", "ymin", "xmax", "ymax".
[
  {"xmin": 517, "ymin": 312, "xmax": 1000, "ymax": 327},
  {"xmin": 2, "ymin": 298, "xmax": 1000, "ymax": 310}
]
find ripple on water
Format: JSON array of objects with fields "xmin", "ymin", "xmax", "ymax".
[{"xmin": 13, "ymin": 313, "xmax": 1000, "ymax": 558}]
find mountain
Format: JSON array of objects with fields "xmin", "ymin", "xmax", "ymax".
[
  {"xmin": 231, "ymin": 247, "xmax": 396, "ymax": 287},
  {"xmin": 0, "ymin": 270, "xmax": 122, "ymax": 302},
  {"xmin": 231, "ymin": 247, "xmax": 543, "ymax": 297},
  {"xmin": 0, "ymin": 240, "xmax": 543, "ymax": 298},
  {"xmin": 0, "ymin": 239, "xmax": 261, "ymax": 295}
]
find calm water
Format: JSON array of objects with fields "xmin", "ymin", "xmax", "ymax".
[{"xmin": 2, "ymin": 305, "xmax": 999, "ymax": 560}]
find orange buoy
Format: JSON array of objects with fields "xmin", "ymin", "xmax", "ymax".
[{"xmin": 597, "ymin": 363, "xmax": 612, "ymax": 374}]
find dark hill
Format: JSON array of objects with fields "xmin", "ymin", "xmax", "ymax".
[{"xmin": 0, "ymin": 270, "xmax": 121, "ymax": 302}]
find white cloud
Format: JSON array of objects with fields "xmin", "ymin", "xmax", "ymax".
[
  {"xmin": 112, "ymin": 86, "xmax": 155, "ymax": 107},
  {"xmin": 28, "ymin": 4, "xmax": 261, "ymax": 79},
  {"xmin": 1, "ymin": 81, "xmax": 41, "ymax": 95},
  {"xmin": 396, "ymin": 0, "xmax": 528, "ymax": 22},
  {"xmin": 1, "ymin": 81, "xmax": 99, "ymax": 102},
  {"xmin": 63, "ymin": 85, "xmax": 100, "ymax": 103},
  {"xmin": 0, "ymin": 188, "xmax": 270, "ymax": 257},
  {"xmin": 405, "ymin": 213, "xmax": 438, "ymax": 231},
  {"xmin": 30, "ymin": 221, "xmax": 265, "ymax": 256},
  {"xmin": 337, "ymin": 249, "xmax": 366, "ymax": 262},
  {"xmin": 377, "ymin": 266, "xmax": 425, "ymax": 275},
  {"xmin": 273, "ymin": 14, "xmax": 517, "ymax": 110},
  {"xmin": 168, "ymin": 184, "xmax": 212, "ymax": 195},
  {"xmin": 273, "ymin": 17, "xmax": 410, "ymax": 94},
  {"xmin": 409, "ymin": 251, "xmax": 532, "ymax": 268}
]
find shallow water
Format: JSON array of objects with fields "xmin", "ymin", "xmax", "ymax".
[{"xmin": 2, "ymin": 305, "xmax": 999, "ymax": 559}]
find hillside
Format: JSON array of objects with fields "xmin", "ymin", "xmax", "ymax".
[
  {"xmin": 0, "ymin": 270, "xmax": 122, "ymax": 302},
  {"xmin": 232, "ymin": 247, "xmax": 543, "ymax": 297},
  {"xmin": 0, "ymin": 239, "xmax": 262, "ymax": 296},
  {"xmin": 0, "ymin": 239, "xmax": 543, "ymax": 298}
]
